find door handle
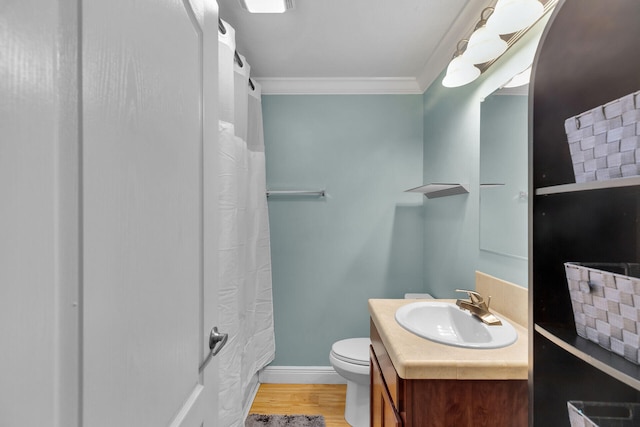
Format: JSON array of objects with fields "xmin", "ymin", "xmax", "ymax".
[{"xmin": 199, "ymin": 326, "xmax": 228, "ymax": 372}]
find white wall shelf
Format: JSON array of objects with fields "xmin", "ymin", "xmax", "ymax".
[{"xmin": 405, "ymin": 183, "xmax": 469, "ymax": 199}]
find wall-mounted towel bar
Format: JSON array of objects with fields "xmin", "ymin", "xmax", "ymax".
[{"xmin": 266, "ymin": 190, "xmax": 326, "ymax": 198}]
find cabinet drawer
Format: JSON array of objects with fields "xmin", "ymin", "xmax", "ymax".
[{"xmin": 371, "ymin": 318, "xmax": 402, "ymax": 410}]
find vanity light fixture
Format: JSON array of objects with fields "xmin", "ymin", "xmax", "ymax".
[
  {"xmin": 442, "ymin": 0, "xmax": 548, "ymax": 88},
  {"xmin": 239, "ymin": 0, "xmax": 294, "ymax": 13},
  {"xmin": 503, "ymin": 65, "xmax": 532, "ymax": 88},
  {"xmin": 463, "ymin": 8, "xmax": 508, "ymax": 65},
  {"xmin": 442, "ymin": 40, "xmax": 481, "ymax": 88},
  {"xmin": 487, "ymin": 0, "xmax": 544, "ymax": 35}
]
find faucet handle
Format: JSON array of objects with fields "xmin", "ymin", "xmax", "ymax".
[{"xmin": 455, "ymin": 289, "xmax": 485, "ymax": 305}]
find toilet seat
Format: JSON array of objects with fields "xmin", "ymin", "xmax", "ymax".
[{"xmin": 331, "ymin": 338, "xmax": 370, "ymax": 366}]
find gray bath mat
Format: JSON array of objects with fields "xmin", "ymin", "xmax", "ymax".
[{"xmin": 245, "ymin": 414, "xmax": 325, "ymax": 427}]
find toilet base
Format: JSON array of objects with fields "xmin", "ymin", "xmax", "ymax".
[{"xmin": 344, "ymin": 379, "xmax": 370, "ymax": 427}]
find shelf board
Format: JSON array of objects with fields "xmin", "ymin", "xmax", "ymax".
[
  {"xmin": 405, "ymin": 183, "xmax": 469, "ymax": 199},
  {"xmin": 535, "ymin": 323, "xmax": 640, "ymax": 391},
  {"xmin": 535, "ymin": 176, "xmax": 640, "ymax": 196}
]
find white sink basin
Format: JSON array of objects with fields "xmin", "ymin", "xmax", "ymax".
[{"xmin": 395, "ymin": 301, "xmax": 518, "ymax": 349}]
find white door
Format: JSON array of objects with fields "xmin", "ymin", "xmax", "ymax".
[
  {"xmin": 82, "ymin": 0, "xmax": 220, "ymax": 425},
  {"xmin": 1, "ymin": 0, "xmax": 80, "ymax": 425}
]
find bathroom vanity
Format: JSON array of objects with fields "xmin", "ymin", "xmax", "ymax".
[{"xmin": 368, "ymin": 298, "xmax": 528, "ymax": 427}]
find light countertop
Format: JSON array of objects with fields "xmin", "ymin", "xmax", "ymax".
[{"xmin": 369, "ymin": 298, "xmax": 528, "ymax": 380}]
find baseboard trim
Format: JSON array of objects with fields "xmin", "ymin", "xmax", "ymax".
[
  {"xmin": 258, "ymin": 366, "xmax": 346, "ymax": 384},
  {"xmin": 242, "ymin": 377, "xmax": 261, "ymax": 419}
]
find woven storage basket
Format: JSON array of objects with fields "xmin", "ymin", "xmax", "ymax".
[
  {"xmin": 568, "ymin": 401, "xmax": 640, "ymax": 427},
  {"xmin": 564, "ymin": 90, "xmax": 640, "ymax": 183},
  {"xmin": 565, "ymin": 262, "xmax": 640, "ymax": 364}
]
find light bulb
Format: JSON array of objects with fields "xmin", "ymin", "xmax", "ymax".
[
  {"xmin": 442, "ymin": 56, "xmax": 481, "ymax": 88},
  {"xmin": 503, "ymin": 66, "xmax": 532, "ymax": 88},
  {"xmin": 463, "ymin": 26, "xmax": 508, "ymax": 64},
  {"xmin": 487, "ymin": 0, "xmax": 544, "ymax": 34}
]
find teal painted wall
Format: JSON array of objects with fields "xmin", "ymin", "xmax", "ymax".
[
  {"xmin": 263, "ymin": 95, "xmax": 424, "ymax": 366},
  {"xmin": 422, "ymin": 81, "xmax": 485, "ymax": 297},
  {"xmin": 421, "ymin": 16, "xmax": 549, "ymax": 295},
  {"xmin": 421, "ymin": 81, "xmax": 528, "ymax": 296}
]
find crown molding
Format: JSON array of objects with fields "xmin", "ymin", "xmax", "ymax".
[{"xmin": 257, "ymin": 77, "xmax": 422, "ymax": 95}]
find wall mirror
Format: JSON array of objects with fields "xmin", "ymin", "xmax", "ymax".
[{"xmin": 479, "ymin": 81, "xmax": 529, "ymax": 260}]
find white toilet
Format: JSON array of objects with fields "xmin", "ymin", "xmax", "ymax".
[
  {"xmin": 329, "ymin": 337, "xmax": 371, "ymax": 427},
  {"xmin": 329, "ymin": 295, "xmax": 433, "ymax": 426}
]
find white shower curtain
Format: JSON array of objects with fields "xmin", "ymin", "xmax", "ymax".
[{"xmin": 218, "ymin": 19, "xmax": 275, "ymax": 427}]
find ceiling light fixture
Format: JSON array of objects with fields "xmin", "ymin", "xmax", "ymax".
[
  {"xmin": 239, "ymin": 0, "xmax": 294, "ymax": 13},
  {"xmin": 463, "ymin": 8, "xmax": 508, "ymax": 64},
  {"xmin": 442, "ymin": 40, "xmax": 481, "ymax": 88},
  {"xmin": 487, "ymin": 0, "xmax": 544, "ymax": 35}
]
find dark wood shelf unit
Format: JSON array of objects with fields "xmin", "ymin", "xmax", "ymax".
[{"xmin": 531, "ymin": 0, "xmax": 640, "ymax": 425}]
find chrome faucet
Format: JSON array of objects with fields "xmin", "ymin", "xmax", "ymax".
[{"xmin": 455, "ymin": 289, "xmax": 502, "ymax": 326}]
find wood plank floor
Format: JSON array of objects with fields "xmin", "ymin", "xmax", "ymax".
[{"xmin": 248, "ymin": 384, "xmax": 351, "ymax": 427}]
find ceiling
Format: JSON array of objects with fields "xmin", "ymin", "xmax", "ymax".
[{"xmin": 216, "ymin": 0, "xmax": 491, "ymax": 94}]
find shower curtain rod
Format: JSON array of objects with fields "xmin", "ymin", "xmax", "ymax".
[{"xmin": 219, "ymin": 18, "xmax": 256, "ymax": 91}]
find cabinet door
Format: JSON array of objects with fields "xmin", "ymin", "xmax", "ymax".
[{"xmin": 371, "ymin": 350, "xmax": 402, "ymax": 427}]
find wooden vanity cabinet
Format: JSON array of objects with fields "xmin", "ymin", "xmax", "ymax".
[{"xmin": 370, "ymin": 319, "xmax": 528, "ymax": 427}]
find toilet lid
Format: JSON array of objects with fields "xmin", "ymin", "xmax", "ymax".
[{"xmin": 331, "ymin": 338, "xmax": 371, "ymax": 366}]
